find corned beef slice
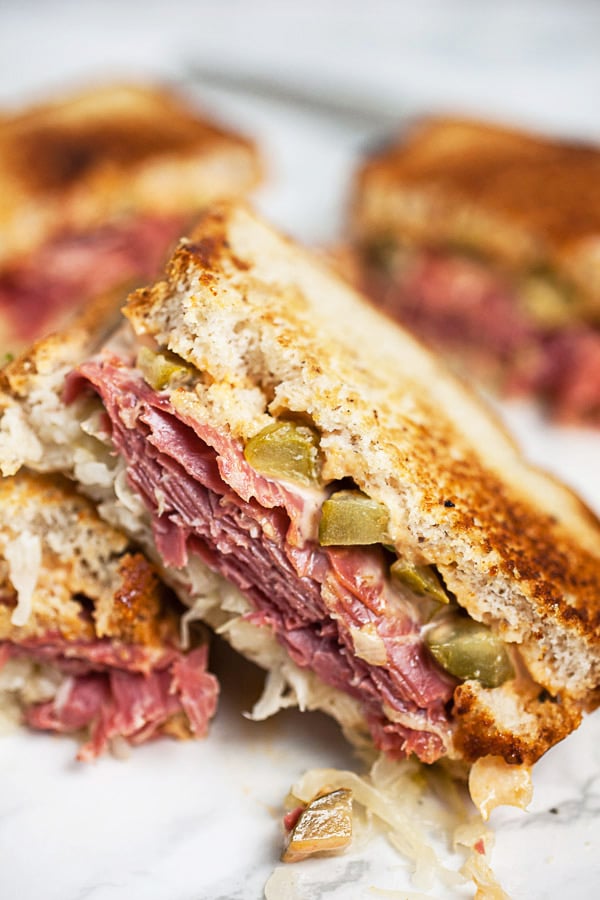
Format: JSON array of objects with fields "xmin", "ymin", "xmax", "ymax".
[
  {"xmin": 2, "ymin": 639, "xmax": 217, "ymax": 761},
  {"xmin": 73, "ymin": 357, "xmax": 456, "ymax": 764}
]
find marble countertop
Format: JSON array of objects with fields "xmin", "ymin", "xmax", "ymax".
[
  {"xmin": 2, "ymin": 631, "xmax": 600, "ymax": 900},
  {"xmin": 1, "ymin": 3, "xmax": 600, "ymax": 897}
]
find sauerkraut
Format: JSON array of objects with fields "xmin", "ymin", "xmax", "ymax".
[{"xmin": 265, "ymin": 754, "xmax": 508, "ymax": 898}]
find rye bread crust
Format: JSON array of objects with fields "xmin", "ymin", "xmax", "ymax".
[
  {"xmin": 125, "ymin": 203, "xmax": 600, "ymax": 761},
  {"xmin": 452, "ymin": 680, "xmax": 583, "ymax": 766},
  {"xmin": 0, "ymin": 469, "xmax": 178, "ymax": 650}
]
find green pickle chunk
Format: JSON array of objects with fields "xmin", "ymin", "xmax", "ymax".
[
  {"xmin": 520, "ymin": 270, "xmax": 573, "ymax": 328},
  {"xmin": 319, "ymin": 490, "xmax": 389, "ymax": 546},
  {"xmin": 390, "ymin": 561, "xmax": 449, "ymax": 605},
  {"xmin": 424, "ymin": 617, "xmax": 513, "ymax": 688},
  {"xmin": 244, "ymin": 420, "xmax": 321, "ymax": 486},
  {"xmin": 137, "ymin": 346, "xmax": 194, "ymax": 391}
]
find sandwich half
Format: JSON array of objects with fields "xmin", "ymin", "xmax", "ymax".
[
  {"xmin": 350, "ymin": 116, "xmax": 600, "ymax": 424},
  {"xmin": 1, "ymin": 202, "xmax": 598, "ymax": 775},
  {"xmin": 0, "ymin": 82, "xmax": 260, "ymax": 355},
  {"xmin": 0, "ymin": 468, "xmax": 218, "ymax": 760}
]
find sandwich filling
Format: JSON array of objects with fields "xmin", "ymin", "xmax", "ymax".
[
  {"xmin": 362, "ymin": 244, "xmax": 600, "ymax": 424},
  {"xmin": 0, "ymin": 638, "xmax": 216, "ymax": 760},
  {"xmin": 67, "ymin": 353, "xmax": 465, "ymax": 764},
  {"xmin": 0, "ymin": 213, "xmax": 187, "ymax": 348}
]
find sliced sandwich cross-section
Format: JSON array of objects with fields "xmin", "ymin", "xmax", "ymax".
[
  {"xmin": 1, "ymin": 203, "xmax": 598, "ymax": 771},
  {"xmin": 0, "ymin": 470, "xmax": 218, "ymax": 759}
]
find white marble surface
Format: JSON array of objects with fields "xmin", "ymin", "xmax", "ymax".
[
  {"xmin": 1, "ymin": 3, "xmax": 600, "ymax": 898},
  {"xmin": 1, "ymin": 641, "xmax": 600, "ymax": 900}
]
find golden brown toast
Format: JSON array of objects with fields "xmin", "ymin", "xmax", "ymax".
[
  {"xmin": 0, "ymin": 469, "xmax": 175, "ymax": 648},
  {"xmin": 127, "ymin": 204, "xmax": 600, "ymax": 697},
  {"xmin": 0, "ymin": 82, "xmax": 262, "ymax": 357},
  {"xmin": 1, "ymin": 202, "xmax": 599, "ymax": 768},
  {"xmin": 351, "ymin": 116, "xmax": 600, "ymax": 318}
]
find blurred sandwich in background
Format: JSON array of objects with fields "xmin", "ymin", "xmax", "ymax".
[
  {"xmin": 350, "ymin": 116, "xmax": 600, "ymax": 424},
  {"xmin": 0, "ymin": 82, "xmax": 261, "ymax": 356}
]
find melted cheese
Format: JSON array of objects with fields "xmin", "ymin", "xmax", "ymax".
[{"xmin": 469, "ymin": 755, "xmax": 533, "ymax": 821}]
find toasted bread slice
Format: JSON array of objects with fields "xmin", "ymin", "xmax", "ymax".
[
  {"xmin": 350, "ymin": 117, "xmax": 600, "ymax": 423},
  {"xmin": 126, "ymin": 204, "xmax": 600, "ymax": 696},
  {"xmin": 351, "ymin": 116, "xmax": 600, "ymax": 319},
  {"xmin": 0, "ymin": 469, "xmax": 172, "ymax": 646},
  {"xmin": 0, "ymin": 82, "xmax": 261, "ymax": 267},
  {"xmin": 1, "ymin": 202, "xmax": 598, "ymax": 767}
]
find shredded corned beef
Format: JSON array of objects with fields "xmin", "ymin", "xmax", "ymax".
[
  {"xmin": 1, "ymin": 638, "xmax": 217, "ymax": 760},
  {"xmin": 0, "ymin": 214, "xmax": 187, "ymax": 343},
  {"xmin": 68, "ymin": 357, "xmax": 456, "ymax": 763},
  {"xmin": 363, "ymin": 250, "xmax": 600, "ymax": 424}
]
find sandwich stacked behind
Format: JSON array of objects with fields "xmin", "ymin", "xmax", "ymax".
[
  {"xmin": 0, "ymin": 82, "xmax": 261, "ymax": 355},
  {"xmin": 350, "ymin": 116, "xmax": 600, "ymax": 423}
]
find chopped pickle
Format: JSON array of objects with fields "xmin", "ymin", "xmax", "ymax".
[
  {"xmin": 137, "ymin": 346, "xmax": 194, "ymax": 391},
  {"xmin": 319, "ymin": 490, "xmax": 389, "ymax": 546},
  {"xmin": 244, "ymin": 420, "xmax": 321, "ymax": 486},
  {"xmin": 282, "ymin": 789, "xmax": 353, "ymax": 863},
  {"xmin": 520, "ymin": 268, "xmax": 574, "ymax": 329},
  {"xmin": 366, "ymin": 237, "xmax": 399, "ymax": 273},
  {"xmin": 424, "ymin": 617, "xmax": 513, "ymax": 688},
  {"xmin": 391, "ymin": 561, "xmax": 450, "ymax": 605}
]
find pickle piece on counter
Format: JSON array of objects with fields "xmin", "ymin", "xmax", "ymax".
[
  {"xmin": 137, "ymin": 346, "xmax": 194, "ymax": 391},
  {"xmin": 282, "ymin": 789, "xmax": 353, "ymax": 863},
  {"xmin": 244, "ymin": 420, "xmax": 321, "ymax": 486},
  {"xmin": 424, "ymin": 617, "xmax": 513, "ymax": 688},
  {"xmin": 319, "ymin": 490, "xmax": 389, "ymax": 546},
  {"xmin": 391, "ymin": 560, "xmax": 450, "ymax": 605}
]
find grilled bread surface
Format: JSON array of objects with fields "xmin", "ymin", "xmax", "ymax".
[{"xmin": 125, "ymin": 203, "xmax": 600, "ymax": 760}]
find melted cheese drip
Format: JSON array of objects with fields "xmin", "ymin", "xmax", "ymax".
[{"xmin": 469, "ymin": 755, "xmax": 533, "ymax": 821}]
